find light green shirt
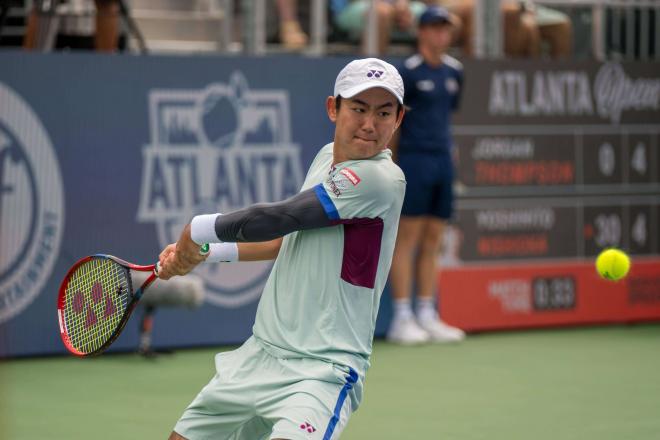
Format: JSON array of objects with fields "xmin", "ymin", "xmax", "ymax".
[{"xmin": 253, "ymin": 143, "xmax": 406, "ymax": 378}]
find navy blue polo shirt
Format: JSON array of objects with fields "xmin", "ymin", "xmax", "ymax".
[{"xmin": 397, "ymin": 53, "xmax": 463, "ymax": 154}]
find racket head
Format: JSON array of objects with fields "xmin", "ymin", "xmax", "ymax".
[{"xmin": 57, "ymin": 255, "xmax": 138, "ymax": 356}]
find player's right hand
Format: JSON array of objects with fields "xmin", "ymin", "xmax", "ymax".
[
  {"xmin": 157, "ymin": 243, "xmax": 177, "ymax": 280},
  {"xmin": 157, "ymin": 224, "xmax": 209, "ymax": 279}
]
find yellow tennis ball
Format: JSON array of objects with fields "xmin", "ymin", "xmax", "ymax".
[{"xmin": 596, "ymin": 248, "xmax": 630, "ymax": 281}]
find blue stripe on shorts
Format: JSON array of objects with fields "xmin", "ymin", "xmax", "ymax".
[{"xmin": 322, "ymin": 368, "xmax": 358, "ymax": 440}]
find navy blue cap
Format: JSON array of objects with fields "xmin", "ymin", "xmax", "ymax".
[{"xmin": 419, "ymin": 6, "xmax": 452, "ymax": 26}]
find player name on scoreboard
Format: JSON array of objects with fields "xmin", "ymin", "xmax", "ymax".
[
  {"xmin": 454, "ymin": 128, "xmax": 659, "ymax": 189},
  {"xmin": 452, "ymin": 201, "xmax": 659, "ymax": 262}
]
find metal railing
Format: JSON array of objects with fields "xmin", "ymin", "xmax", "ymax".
[
  {"xmin": 242, "ymin": 0, "xmax": 327, "ymax": 56},
  {"xmin": 472, "ymin": 0, "xmax": 660, "ymax": 60},
  {"xmin": 243, "ymin": 0, "xmax": 658, "ymax": 60},
  {"xmin": 473, "ymin": 0, "xmax": 503, "ymax": 58},
  {"xmin": 3, "ymin": 0, "xmax": 658, "ymax": 60},
  {"xmin": 534, "ymin": 0, "xmax": 660, "ymax": 60}
]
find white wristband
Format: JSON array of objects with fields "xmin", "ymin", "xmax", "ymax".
[
  {"xmin": 206, "ymin": 242, "xmax": 239, "ymax": 263},
  {"xmin": 191, "ymin": 214, "xmax": 220, "ymax": 245}
]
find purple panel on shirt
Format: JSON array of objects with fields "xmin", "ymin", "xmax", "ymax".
[{"xmin": 333, "ymin": 218, "xmax": 384, "ymax": 289}]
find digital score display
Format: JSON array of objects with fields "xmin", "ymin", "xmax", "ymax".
[
  {"xmin": 454, "ymin": 202, "xmax": 658, "ymax": 262},
  {"xmin": 456, "ymin": 132, "xmax": 658, "ymax": 188}
]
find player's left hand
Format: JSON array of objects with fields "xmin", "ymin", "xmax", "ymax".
[{"xmin": 157, "ymin": 224, "xmax": 208, "ymax": 279}]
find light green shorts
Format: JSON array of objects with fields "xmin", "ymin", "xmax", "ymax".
[
  {"xmin": 335, "ymin": 0, "xmax": 427, "ymax": 41},
  {"xmin": 173, "ymin": 337, "xmax": 361, "ymax": 440}
]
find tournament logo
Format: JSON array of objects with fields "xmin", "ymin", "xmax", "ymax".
[
  {"xmin": 137, "ymin": 73, "xmax": 304, "ymax": 307},
  {"xmin": 0, "ymin": 83, "xmax": 65, "ymax": 324}
]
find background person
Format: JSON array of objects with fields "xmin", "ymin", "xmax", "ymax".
[
  {"xmin": 23, "ymin": 0, "xmax": 120, "ymax": 52},
  {"xmin": 332, "ymin": 0, "xmax": 445, "ymax": 55},
  {"xmin": 276, "ymin": 0, "xmax": 308, "ymax": 50},
  {"xmin": 388, "ymin": 5, "xmax": 465, "ymax": 345},
  {"xmin": 443, "ymin": 0, "xmax": 572, "ymax": 58}
]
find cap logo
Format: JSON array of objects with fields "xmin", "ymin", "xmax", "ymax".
[{"xmin": 367, "ymin": 70, "xmax": 384, "ymax": 79}]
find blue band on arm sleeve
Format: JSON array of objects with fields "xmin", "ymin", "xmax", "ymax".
[{"xmin": 314, "ymin": 184, "xmax": 340, "ymax": 220}]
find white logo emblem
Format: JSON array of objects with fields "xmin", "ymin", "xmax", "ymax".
[
  {"xmin": 445, "ymin": 77, "xmax": 459, "ymax": 94},
  {"xmin": 0, "ymin": 83, "xmax": 65, "ymax": 323},
  {"xmin": 416, "ymin": 79, "xmax": 435, "ymax": 92},
  {"xmin": 594, "ymin": 62, "xmax": 660, "ymax": 124},
  {"xmin": 137, "ymin": 73, "xmax": 304, "ymax": 307}
]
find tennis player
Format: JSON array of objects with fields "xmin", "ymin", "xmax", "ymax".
[{"xmin": 158, "ymin": 58, "xmax": 406, "ymax": 440}]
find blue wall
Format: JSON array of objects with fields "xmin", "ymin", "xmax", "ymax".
[{"xmin": 0, "ymin": 52, "xmax": 394, "ymax": 357}]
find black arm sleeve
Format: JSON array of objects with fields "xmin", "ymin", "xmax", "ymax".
[{"xmin": 214, "ymin": 187, "xmax": 333, "ymax": 242}]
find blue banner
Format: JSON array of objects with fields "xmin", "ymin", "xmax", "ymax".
[{"xmin": 0, "ymin": 52, "xmax": 395, "ymax": 357}]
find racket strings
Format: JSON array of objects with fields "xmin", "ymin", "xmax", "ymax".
[{"xmin": 63, "ymin": 258, "xmax": 131, "ymax": 354}]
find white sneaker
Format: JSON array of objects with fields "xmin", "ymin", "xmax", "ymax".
[
  {"xmin": 417, "ymin": 316, "xmax": 466, "ymax": 343},
  {"xmin": 387, "ymin": 317, "xmax": 430, "ymax": 345}
]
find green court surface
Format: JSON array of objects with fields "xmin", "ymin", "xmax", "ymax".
[{"xmin": 2, "ymin": 324, "xmax": 659, "ymax": 439}]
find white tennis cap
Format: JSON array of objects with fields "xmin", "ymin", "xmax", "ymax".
[{"xmin": 334, "ymin": 58, "xmax": 404, "ymax": 104}]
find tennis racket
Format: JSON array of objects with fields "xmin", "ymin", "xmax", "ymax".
[{"xmin": 57, "ymin": 245, "xmax": 209, "ymax": 357}]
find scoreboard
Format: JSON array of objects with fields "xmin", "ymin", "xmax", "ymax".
[
  {"xmin": 438, "ymin": 60, "xmax": 660, "ymax": 331},
  {"xmin": 455, "ymin": 124, "xmax": 659, "ymax": 261}
]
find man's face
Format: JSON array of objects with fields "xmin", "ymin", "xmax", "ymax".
[
  {"xmin": 326, "ymin": 88, "xmax": 404, "ymax": 161},
  {"xmin": 419, "ymin": 22, "xmax": 453, "ymax": 52}
]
